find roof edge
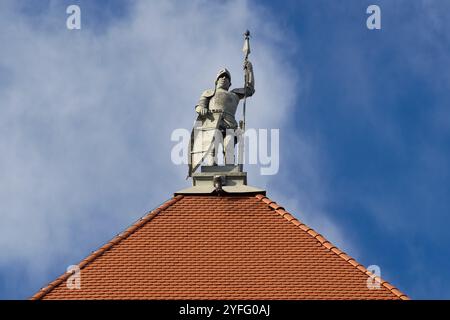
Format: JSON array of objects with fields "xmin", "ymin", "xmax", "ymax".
[
  {"xmin": 30, "ymin": 195, "xmax": 185, "ymax": 300},
  {"xmin": 254, "ymin": 194, "xmax": 410, "ymax": 300}
]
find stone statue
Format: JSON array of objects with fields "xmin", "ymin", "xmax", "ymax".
[{"xmin": 188, "ymin": 31, "xmax": 254, "ymax": 177}]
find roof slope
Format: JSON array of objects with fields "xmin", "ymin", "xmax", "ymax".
[{"xmin": 32, "ymin": 194, "xmax": 408, "ymax": 300}]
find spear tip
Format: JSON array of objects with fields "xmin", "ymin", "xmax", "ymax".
[{"xmin": 243, "ymin": 30, "xmax": 251, "ymax": 55}]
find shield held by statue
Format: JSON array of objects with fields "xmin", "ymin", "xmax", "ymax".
[{"xmin": 188, "ymin": 111, "xmax": 222, "ymax": 177}]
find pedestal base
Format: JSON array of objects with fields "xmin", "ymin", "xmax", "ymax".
[{"xmin": 175, "ymin": 165, "xmax": 266, "ymax": 196}]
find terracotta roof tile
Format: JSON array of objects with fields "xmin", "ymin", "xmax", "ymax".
[
  {"xmin": 291, "ymin": 220, "xmax": 301, "ymax": 227},
  {"xmin": 254, "ymin": 195, "xmax": 409, "ymax": 300},
  {"xmin": 269, "ymin": 202, "xmax": 283, "ymax": 210},
  {"xmin": 307, "ymin": 230, "xmax": 319, "ymax": 238},
  {"xmin": 31, "ymin": 194, "xmax": 408, "ymax": 300}
]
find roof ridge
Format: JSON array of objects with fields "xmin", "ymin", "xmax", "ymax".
[
  {"xmin": 30, "ymin": 195, "xmax": 184, "ymax": 300},
  {"xmin": 254, "ymin": 194, "xmax": 410, "ymax": 300}
]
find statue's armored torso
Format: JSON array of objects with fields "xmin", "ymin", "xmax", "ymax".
[
  {"xmin": 209, "ymin": 88, "xmax": 240, "ymax": 115},
  {"xmin": 209, "ymin": 88, "xmax": 240, "ymax": 129}
]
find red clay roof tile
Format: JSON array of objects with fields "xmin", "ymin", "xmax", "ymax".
[
  {"xmin": 269, "ymin": 202, "xmax": 282, "ymax": 210},
  {"xmin": 31, "ymin": 194, "xmax": 408, "ymax": 300}
]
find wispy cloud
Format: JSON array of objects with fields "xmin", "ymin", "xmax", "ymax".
[{"xmin": 0, "ymin": 0, "xmax": 344, "ymax": 299}]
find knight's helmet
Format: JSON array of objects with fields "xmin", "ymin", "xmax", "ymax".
[{"xmin": 215, "ymin": 68, "xmax": 231, "ymax": 86}]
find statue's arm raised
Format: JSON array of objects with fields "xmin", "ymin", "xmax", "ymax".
[{"xmin": 231, "ymin": 60, "xmax": 255, "ymax": 98}]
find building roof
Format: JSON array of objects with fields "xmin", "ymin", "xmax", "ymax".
[{"xmin": 31, "ymin": 194, "xmax": 409, "ymax": 300}]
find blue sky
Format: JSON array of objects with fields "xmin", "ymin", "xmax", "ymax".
[{"xmin": 0, "ymin": 0, "xmax": 449, "ymax": 300}]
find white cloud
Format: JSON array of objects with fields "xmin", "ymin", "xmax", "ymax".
[{"xmin": 0, "ymin": 0, "xmax": 348, "ymax": 297}]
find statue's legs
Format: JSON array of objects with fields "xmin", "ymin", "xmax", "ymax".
[
  {"xmin": 204, "ymin": 149, "xmax": 217, "ymax": 166},
  {"xmin": 223, "ymin": 128, "xmax": 236, "ymax": 165},
  {"xmin": 204, "ymin": 128, "xmax": 221, "ymax": 166},
  {"xmin": 203, "ymin": 126, "xmax": 236, "ymax": 166}
]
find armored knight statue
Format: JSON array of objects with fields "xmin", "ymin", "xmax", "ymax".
[
  {"xmin": 188, "ymin": 31, "xmax": 254, "ymax": 177},
  {"xmin": 198, "ymin": 63, "xmax": 254, "ymax": 155}
]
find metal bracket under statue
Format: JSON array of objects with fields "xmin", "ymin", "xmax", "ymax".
[
  {"xmin": 176, "ymin": 30, "xmax": 265, "ymax": 196},
  {"xmin": 175, "ymin": 165, "xmax": 265, "ymax": 196}
]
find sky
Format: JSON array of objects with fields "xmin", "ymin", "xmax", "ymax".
[{"xmin": 0, "ymin": 0, "xmax": 449, "ymax": 300}]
